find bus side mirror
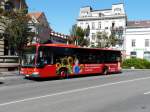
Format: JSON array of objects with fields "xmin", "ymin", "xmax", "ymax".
[{"xmin": 44, "ymin": 60, "xmax": 47, "ymax": 64}]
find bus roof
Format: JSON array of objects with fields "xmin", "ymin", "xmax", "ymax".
[{"xmin": 28, "ymin": 43, "xmax": 121, "ymax": 52}]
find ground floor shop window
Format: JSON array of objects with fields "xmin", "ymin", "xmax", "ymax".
[
  {"xmin": 144, "ymin": 51, "xmax": 150, "ymax": 61},
  {"xmin": 130, "ymin": 51, "xmax": 137, "ymax": 58}
]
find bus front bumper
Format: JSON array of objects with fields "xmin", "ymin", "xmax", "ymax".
[{"xmin": 20, "ymin": 71, "xmax": 40, "ymax": 78}]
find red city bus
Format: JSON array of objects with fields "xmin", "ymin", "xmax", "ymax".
[{"xmin": 20, "ymin": 43, "xmax": 122, "ymax": 78}]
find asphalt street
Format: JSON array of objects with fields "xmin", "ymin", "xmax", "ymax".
[{"xmin": 0, "ymin": 70, "xmax": 150, "ymax": 112}]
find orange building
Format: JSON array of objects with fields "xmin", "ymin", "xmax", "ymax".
[{"xmin": 28, "ymin": 12, "xmax": 52, "ymax": 44}]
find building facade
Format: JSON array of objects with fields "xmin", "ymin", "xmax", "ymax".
[
  {"xmin": 77, "ymin": 3, "xmax": 127, "ymax": 49},
  {"xmin": 28, "ymin": 12, "xmax": 52, "ymax": 44},
  {"xmin": 0, "ymin": 0, "xmax": 27, "ymax": 11},
  {"xmin": 28, "ymin": 12, "xmax": 68, "ymax": 44},
  {"xmin": 125, "ymin": 21, "xmax": 150, "ymax": 61},
  {"xmin": 0, "ymin": 0, "xmax": 28, "ymax": 55}
]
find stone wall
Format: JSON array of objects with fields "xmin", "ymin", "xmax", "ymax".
[{"xmin": 0, "ymin": 39, "xmax": 4, "ymax": 56}]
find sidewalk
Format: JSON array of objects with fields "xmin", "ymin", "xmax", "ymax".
[{"xmin": 0, "ymin": 71, "xmax": 19, "ymax": 77}]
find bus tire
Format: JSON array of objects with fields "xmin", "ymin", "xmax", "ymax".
[
  {"xmin": 59, "ymin": 68, "xmax": 68, "ymax": 79},
  {"xmin": 102, "ymin": 67, "xmax": 108, "ymax": 75}
]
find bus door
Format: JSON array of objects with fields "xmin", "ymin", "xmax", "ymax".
[{"xmin": 36, "ymin": 46, "xmax": 56, "ymax": 77}]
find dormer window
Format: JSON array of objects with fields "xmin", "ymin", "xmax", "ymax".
[
  {"xmin": 114, "ymin": 8, "xmax": 121, "ymax": 15},
  {"xmin": 114, "ymin": 8, "xmax": 121, "ymax": 12},
  {"xmin": 81, "ymin": 10, "xmax": 89, "ymax": 17}
]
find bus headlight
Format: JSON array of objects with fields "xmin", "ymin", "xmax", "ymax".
[
  {"xmin": 20, "ymin": 71, "xmax": 24, "ymax": 74},
  {"xmin": 31, "ymin": 72, "xmax": 39, "ymax": 77}
]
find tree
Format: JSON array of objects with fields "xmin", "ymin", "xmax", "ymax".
[
  {"xmin": 1, "ymin": 9, "xmax": 33, "ymax": 56},
  {"xmin": 70, "ymin": 24, "xmax": 89, "ymax": 47},
  {"xmin": 110, "ymin": 26, "xmax": 124, "ymax": 46},
  {"xmin": 0, "ymin": 8, "xmax": 9, "ymax": 39},
  {"xmin": 96, "ymin": 31, "xmax": 109, "ymax": 48},
  {"xmin": 85, "ymin": 25, "xmax": 90, "ymax": 37},
  {"xmin": 0, "ymin": 17, "xmax": 8, "ymax": 39},
  {"xmin": 109, "ymin": 33, "xmax": 118, "ymax": 47},
  {"xmin": 96, "ymin": 31, "xmax": 119, "ymax": 48}
]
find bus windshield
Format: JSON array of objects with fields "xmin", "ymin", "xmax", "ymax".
[
  {"xmin": 36, "ymin": 46, "xmax": 53, "ymax": 67},
  {"xmin": 22, "ymin": 46, "xmax": 36, "ymax": 67}
]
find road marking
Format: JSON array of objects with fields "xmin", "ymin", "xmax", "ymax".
[
  {"xmin": 1, "ymin": 76, "xmax": 150, "ymax": 106},
  {"xmin": 144, "ymin": 91, "xmax": 150, "ymax": 95}
]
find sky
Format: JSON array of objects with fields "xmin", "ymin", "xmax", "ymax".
[{"xmin": 26, "ymin": 0, "xmax": 150, "ymax": 34}]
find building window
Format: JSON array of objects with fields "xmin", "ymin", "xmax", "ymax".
[
  {"xmin": 92, "ymin": 33, "xmax": 96, "ymax": 41},
  {"xmin": 92, "ymin": 22, "xmax": 95, "ymax": 30},
  {"xmin": 114, "ymin": 8, "xmax": 121, "ymax": 15},
  {"xmin": 98, "ymin": 22, "xmax": 101, "ymax": 29},
  {"xmin": 114, "ymin": 8, "xmax": 121, "ymax": 12},
  {"xmin": 130, "ymin": 51, "xmax": 137, "ymax": 58},
  {"xmin": 131, "ymin": 39, "xmax": 136, "ymax": 47},
  {"xmin": 80, "ymin": 22, "xmax": 83, "ymax": 27},
  {"xmin": 90, "ymin": 42, "xmax": 95, "ymax": 47},
  {"xmin": 144, "ymin": 51, "xmax": 150, "ymax": 61},
  {"xmin": 105, "ymin": 27, "xmax": 108, "ymax": 29},
  {"xmin": 5, "ymin": 1, "xmax": 13, "ymax": 11},
  {"xmin": 145, "ymin": 39, "xmax": 150, "ymax": 47},
  {"xmin": 99, "ymin": 13, "xmax": 104, "ymax": 17},
  {"xmin": 86, "ymin": 22, "xmax": 89, "ymax": 27},
  {"xmin": 112, "ymin": 22, "xmax": 115, "ymax": 28}
]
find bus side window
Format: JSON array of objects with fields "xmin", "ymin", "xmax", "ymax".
[{"xmin": 39, "ymin": 51, "xmax": 42, "ymax": 57}]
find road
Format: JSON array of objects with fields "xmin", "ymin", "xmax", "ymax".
[{"xmin": 0, "ymin": 70, "xmax": 150, "ymax": 112}]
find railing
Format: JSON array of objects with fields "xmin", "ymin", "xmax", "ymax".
[{"xmin": 0, "ymin": 56, "xmax": 20, "ymax": 71}]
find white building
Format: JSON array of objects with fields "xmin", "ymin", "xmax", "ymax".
[
  {"xmin": 125, "ymin": 20, "xmax": 150, "ymax": 61},
  {"xmin": 77, "ymin": 3, "xmax": 127, "ymax": 48}
]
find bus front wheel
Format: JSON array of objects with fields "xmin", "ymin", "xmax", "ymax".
[
  {"xmin": 102, "ymin": 67, "xmax": 108, "ymax": 75},
  {"xmin": 59, "ymin": 69, "xmax": 68, "ymax": 79},
  {"xmin": 60, "ymin": 71, "xmax": 66, "ymax": 78}
]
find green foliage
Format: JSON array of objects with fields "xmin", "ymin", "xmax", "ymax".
[
  {"xmin": 85, "ymin": 25, "xmax": 90, "ymax": 37},
  {"xmin": 0, "ymin": 8, "xmax": 4, "ymax": 14},
  {"xmin": 96, "ymin": 31, "xmax": 119, "ymax": 48},
  {"xmin": 96, "ymin": 32, "xmax": 109, "ymax": 48},
  {"xmin": 70, "ymin": 24, "xmax": 89, "ymax": 46},
  {"xmin": 109, "ymin": 34, "xmax": 118, "ymax": 47},
  {"xmin": 122, "ymin": 58, "xmax": 150, "ymax": 69},
  {"xmin": 1, "ymin": 9, "xmax": 33, "ymax": 55}
]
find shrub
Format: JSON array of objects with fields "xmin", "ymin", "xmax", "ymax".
[
  {"xmin": 0, "ymin": 8, "xmax": 3, "ymax": 14},
  {"xmin": 122, "ymin": 58, "xmax": 150, "ymax": 69}
]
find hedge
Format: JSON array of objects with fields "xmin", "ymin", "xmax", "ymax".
[{"xmin": 122, "ymin": 58, "xmax": 150, "ymax": 69}]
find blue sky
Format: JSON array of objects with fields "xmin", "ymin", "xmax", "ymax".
[{"xmin": 26, "ymin": 0, "xmax": 150, "ymax": 34}]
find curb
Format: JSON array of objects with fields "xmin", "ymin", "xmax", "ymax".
[
  {"xmin": 122, "ymin": 69, "xmax": 150, "ymax": 71},
  {"xmin": 0, "ymin": 69, "xmax": 150, "ymax": 78}
]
